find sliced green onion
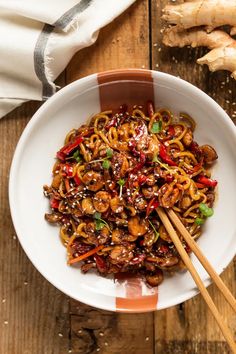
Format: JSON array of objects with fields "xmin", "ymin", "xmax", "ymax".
[
  {"xmin": 102, "ymin": 160, "xmax": 111, "ymax": 169},
  {"xmin": 148, "ymin": 220, "xmax": 160, "ymax": 242},
  {"xmin": 72, "ymin": 150, "xmax": 82, "ymax": 162},
  {"xmin": 195, "ymin": 218, "xmax": 204, "ymax": 225},
  {"xmin": 151, "ymin": 121, "xmax": 162, "ymax": 134},
  {"xmin": 106, "ymin": 148, "xmax": 113, "ymax": 158},
  {"xmin": 199, "ymin": 203, "xmax": 214, "ymax": 217}
]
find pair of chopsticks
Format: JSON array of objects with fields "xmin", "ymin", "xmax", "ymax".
[{"xmin": 156, "ymin": 207, "xmax": 236, "ymax": 353}]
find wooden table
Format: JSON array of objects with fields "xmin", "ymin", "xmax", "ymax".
[{"xmin": 1, "ymin": 1, "xmax": 235, "ymax": 353}]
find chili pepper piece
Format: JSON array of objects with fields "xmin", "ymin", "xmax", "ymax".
[
  {"xmin": 50, "ymin": 197, "xmax": 60, "ymax": 209},
  {"xmin": 74, "ymin": 174, "xmax": 82, "ymax": 186},
  {"xmin": 197, "ymin": 176, "xmax": 218, "ymax": 188},
  {"xmin": 138, "ymin": 175, "xmax": 147, "ymax": 185},
  {"xmin": 159, "ymin": 143, "xmax": 177, "ymax": 167},
  {"xmin": 62, "ymin": 164, "xmax": 74, "ymax": 177},
  {"xmin": 57, "ymin": 136, "xmax": 84, "ymax": 160},
  {"xmin": 146, "ymin": 197, "xmax": 159, "ymax": 217},
  {"xmin": 130, "ymin": 152, "xmax": 146, "ymax": 174},
  {"xmin": 147, "ymin": 101, "xmax": 154, "ymax": 118},
  {"xmin": 168, "ymin": 125, "xmax": 175, "ymax": 138}
]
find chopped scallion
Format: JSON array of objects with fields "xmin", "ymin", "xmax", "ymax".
[
  {"xmin": 151, "ymin": 121, "xmax": 162, "ymax": 134},
  {"xmin": 195, "ymin": 218, "xmax": 204, "ymax": 225},
  {"xmin": 199, "ymin": 203, "xmax": 214, "ymax": 217},
  {"xmin": 72, "ymin": 150, "xmax": 82, "ymax": 162}
]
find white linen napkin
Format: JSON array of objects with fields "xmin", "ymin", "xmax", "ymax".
[{"xmin": 0, "ymin": 0, "xmax": 136, "ymax": 118}]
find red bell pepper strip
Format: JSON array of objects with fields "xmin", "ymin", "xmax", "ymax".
[
  {"xmin": 159, "ymin": 143, "xmax": 177, "ymax": 166},
  {"xmin": 146, "ymin": 197, "xmax": 159, "ymax": 216},
  {"xmin": 196, "ymin": 176, "xmax": 218, "ymax": 188},
  {"xmin": 50, "ymin": 197, "xmax": 60, "ymax": 209},
  {"xmin": 57, "ymin": 136, "xmax": 84, "ymax": 160},
  {"xmin": 147, "ymin": 101, "xmax": 154, "ymax": 118}
]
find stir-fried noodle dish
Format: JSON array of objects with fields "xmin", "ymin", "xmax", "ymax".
[{"xmin": 44, "ymin": 102, "xmax": 218, "ymax": 287}]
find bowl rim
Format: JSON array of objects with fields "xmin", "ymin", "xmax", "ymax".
[{"xmin": 9, "ymin": 68, "xmax": 236, "ymax": 312}]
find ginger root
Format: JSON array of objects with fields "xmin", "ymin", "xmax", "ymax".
[{"xmin": 162, "ymin": 0, "xmax": 236, "ymax": 78}]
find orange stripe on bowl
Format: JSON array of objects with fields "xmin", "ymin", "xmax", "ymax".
[
  {"xmin": 115, "ymin": 273, "xmax": 158, "ymax": 312},
  {"xmin": 97, "ymin": 69, "xmax": 154, "ymax": 112}
]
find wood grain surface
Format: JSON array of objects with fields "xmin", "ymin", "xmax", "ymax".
[{"xmin": 0, "ymin": 1, "xmax": 235, "ymax": 353}]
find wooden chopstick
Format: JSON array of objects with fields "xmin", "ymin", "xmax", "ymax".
[
  {"xmin": 166, "ymin": 208, "xmax": 236, "ymax": 313},
  {"xmin": 156, "ymin": 207, "xmax": 236, "ymax": 353}
]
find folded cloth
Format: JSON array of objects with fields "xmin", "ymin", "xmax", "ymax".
[{"xmin": 0, "ymin": 0, "xmax": 136, "ymax": 118}]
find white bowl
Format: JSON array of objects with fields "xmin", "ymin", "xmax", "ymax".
[{"xmin": 9, "ymin": 69, "xmax": 236, "ymax": 312}]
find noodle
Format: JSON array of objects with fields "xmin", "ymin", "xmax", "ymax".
[{"xmin": 44, "ymin": 102, "xmax": 218, "ymax": 287}]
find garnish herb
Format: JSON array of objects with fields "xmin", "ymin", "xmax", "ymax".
[
  {"xmin": 106, "ymin": 148, "xmax": 113, "ymax": 158},
  {"xmin": 118, "ymin": 178, "xmax": 125, "ymax": 197},
  {"xmin": 93, "ymin": 212, "xmax": 110, "ymax": 231},
  {"xmin": 151, "ymin": 121, "xmax": 162, "ymax": 133},
  {"xmin": 195, "ymin": 217, "xmax": 204, "ymax": 225},
  {"xmin": 72, "ymin": 150, "xmax": 82, "ymax": 163},
  {"xmin": 199, "ymin": 203, "xmax": 214, "ymax": 217},
  {"xmin": 102, "ymin": 160, "xmax": 111, "ymax": 169}
]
